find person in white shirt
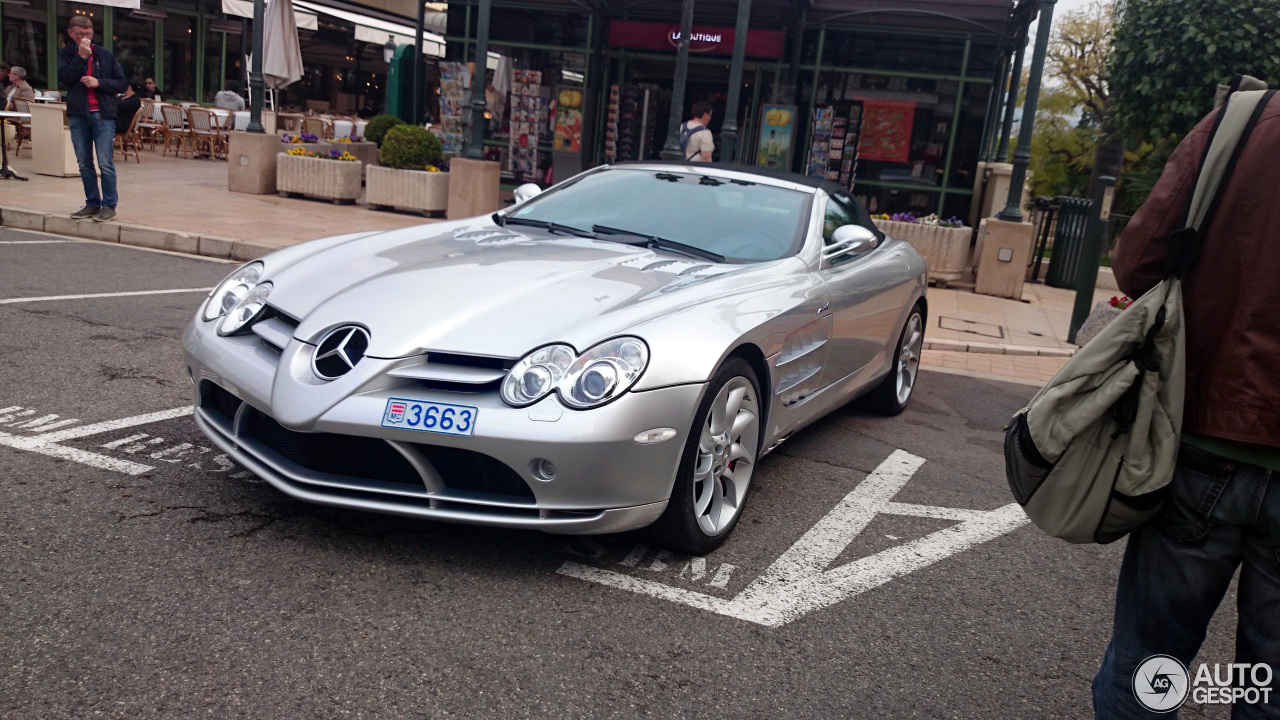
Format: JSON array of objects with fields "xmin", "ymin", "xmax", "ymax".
[
  {"xmin": 213, "ymin": 80, "xmax": 245, "ymax": 111},
  {"xmin": 680, "ymin": 101, "xmax": 714, "ymax": 162}
]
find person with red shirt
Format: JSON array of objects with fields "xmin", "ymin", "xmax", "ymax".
[{"xmin": 57, "ymin": 15, "xmax": 127, "ymax": 222}]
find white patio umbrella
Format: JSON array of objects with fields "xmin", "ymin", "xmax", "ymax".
[{"xmin": 261, "ymin": 0, "xmax": 304, "ymax": 90}]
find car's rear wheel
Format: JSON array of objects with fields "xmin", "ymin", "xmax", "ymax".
[
  {"xmin": 862, "ymin": 305, "xmax": 925, "ymax": 416},
  {"xmin": 650, "ymin": 357, "xmax": 761, "ymax": 555}
]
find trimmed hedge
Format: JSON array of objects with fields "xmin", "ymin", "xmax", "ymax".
[
  {"xmin": 364, "ymin": 114, "xmax": 405, "ymax": 147},
  {"xmin": 379, "ymin": 125, "xmax": 445, "ymax": 170}
]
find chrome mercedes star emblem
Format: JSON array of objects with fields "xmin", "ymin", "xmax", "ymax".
[{"xmin": 312, "ymin": 326, "xmax": 370, "ymax": 380}]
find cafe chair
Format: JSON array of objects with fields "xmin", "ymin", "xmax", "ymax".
[
  {"xmin": 187, "ymin": 107, "xmax": 219, "ymax": 159},
  {"xmin": 9, "ymin": 99, "xmax": 33, "ymax": 157},
  {"xmin": 114, "ymin": 104, "xmax": 144, "ymax": 164},
  {"xmin": 135, "ymin": 99, "xmax": 164, "ymax": 150},
  {"xmin": 160, "ymin": 103, "xmax": 192, "ymax": 158},
  {"xmin": 302, "ymin": 115, "xmax": 331, "ymax": 139}
]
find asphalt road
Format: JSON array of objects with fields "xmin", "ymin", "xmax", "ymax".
[{"xmin": 0, "ymin": 227, "xmax": 1240, "ymax": 719}]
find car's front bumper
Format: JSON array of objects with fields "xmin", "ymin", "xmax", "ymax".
[{"xmin": 183, "ymin": 317, "xmax": 703, "ymax": 534}]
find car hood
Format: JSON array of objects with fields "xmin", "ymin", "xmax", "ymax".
[{"xmin": 269, "ymin": 220, "xmax": 788, "ymax": 359}]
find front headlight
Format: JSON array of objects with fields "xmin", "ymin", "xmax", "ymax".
[
  {"xmin": 501, "ymin": 343, "xmax": 576, "ymax": 407},
  {"xmin": 217, "ymin": 282, "xmax": 272, "ymax": 336},
  {"xmin": 560, "ymin": 337, "xmax": 649, "ymax": 409},
  {"xmin": 202, "ymin": 262, "xmax": 263, "ymax": 322},
  {"xmin": 501, "ymin": 338, "xmax": 650, "ymax": 409}
]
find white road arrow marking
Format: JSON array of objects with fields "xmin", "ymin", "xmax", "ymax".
[{"xmin": 558, "ymin": 450, "xmax": 1030, "ymax": 627}]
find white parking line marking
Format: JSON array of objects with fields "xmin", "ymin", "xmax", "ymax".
[
  {"xmin": 0, "ymin": 288, "xmax": 212, "ymax": 305},
  {"xmin": 11, "ymin": 414, "xmax": 80, "ymax": 432},
  {"xmin": 753, "ymin": 449, "xmax": 925, "ymax": 588},
  {"xmin": 35, "ymin": 407, "xmax": 192, "ymax": 442},
  {"xmin": 558, "ymin": 450, "xmax": 1030, "ymax": 627},
  {"xmin": 101, "ymin": 433, "xmax": 150, "ymax": 449},
  {"xmin": 0, "ymin": 430, "xmax": 154, "ymax": 474}
]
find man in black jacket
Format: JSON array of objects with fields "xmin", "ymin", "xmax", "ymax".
[{"xmin": 58, "ymin": 15, "xmax": 127, "ymax": 222}]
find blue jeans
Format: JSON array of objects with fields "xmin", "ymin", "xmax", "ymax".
[
  {"xmin": 1094, "ymin": 445, "xmax": 1280, "ymax": 719},
  {"xmin": 68, "ymin": 112, "xmax": 118, "ymax": 209}
]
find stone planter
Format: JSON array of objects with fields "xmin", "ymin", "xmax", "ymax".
[
  {"xmin": 276, "ymin": 153, "xmax": 362, "ymax": 204},
  {"xmin": 365, "ymin": 165, "xmax": 450, "ymax": 216},
  {"xmin": 328, "ymin": 141, "xmax": 379, "ymax": 171},
  {"xmin": 874, "ymin": 219, "xmax": 973, "ymax": 286}
]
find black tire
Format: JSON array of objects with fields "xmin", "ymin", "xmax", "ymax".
[
  {"xmin": 862, "ymin": 305, "xmax": 925, "ymax": 416},
  {"xmin": 649, "ymin": 356, "xmax": 762, "ymax": 555}
]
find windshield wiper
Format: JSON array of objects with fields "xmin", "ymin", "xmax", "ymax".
[
  {"xmin": 592, "ymin": 225, "xmax": 725, "ymax": 263},
  {"xmin": 499, "ymin": 216, "xmax": 596, "ymax": 238}
]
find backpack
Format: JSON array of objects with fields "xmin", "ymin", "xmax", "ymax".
[
  {"xmin": 1003, "ymin": 88, "xmax": 1276, "ymax": 544},
  {"xmin": 679, "ymin": 122, "xmax": 709, "ymax": 160}
]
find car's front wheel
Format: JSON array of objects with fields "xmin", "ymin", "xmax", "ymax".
[
  {"xmin": 650, "ymin": 357, "xmax": 762, "ymax": 555},
  {"xmin": 862, "ymin": 304, "xmax": 925, "ymax": 415}
]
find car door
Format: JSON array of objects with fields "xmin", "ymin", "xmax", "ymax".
[{"xmin": 814, "ymin": 192, "xmax": 913, "ymax": 387}]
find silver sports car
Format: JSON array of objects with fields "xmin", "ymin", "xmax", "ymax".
[{"xmin": 185, "ymin": 162, "xmax": 928, "ymax": 553}]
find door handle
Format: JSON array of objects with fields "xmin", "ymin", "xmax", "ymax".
[{"xmin": 817, "ymin": 302, "xmax": 830, "ymax": 314}]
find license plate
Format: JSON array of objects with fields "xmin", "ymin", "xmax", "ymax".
[{"xmin": 381, "ymin": 397, "xmax": 478, "ymax": 437}]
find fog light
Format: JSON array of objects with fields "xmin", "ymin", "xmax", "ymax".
[
  {"xmin": 634, "ymin": 428, "xmax": 677, "ymax": 445},
  {"xmin": 532, "ymin": 458, "xmax": 557, "ymax": 482}
]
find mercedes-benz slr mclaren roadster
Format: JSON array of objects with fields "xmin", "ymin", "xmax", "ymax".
[{"xmin": 185, "ymin": 162, "xmax": 928, "ymax": 553}]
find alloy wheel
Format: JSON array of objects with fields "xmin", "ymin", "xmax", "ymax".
[
  {"xmin": 693, "ymin": 377, "xmax": 760, "ymax": 536},
  {"xmin": 896, "ymin": 313, "xmax": 924, "ymax": 405}
]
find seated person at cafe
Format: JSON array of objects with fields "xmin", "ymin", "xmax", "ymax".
[
  {"xmin": 213, "ymin": 80, "xmax": 245, "ymax": 111},
  {"xmin": 4, "ymin": 65, "xmax": 36, "ymax": 110},
  {"xmin": 0, "ymin": 62, "xmax": 10, "ymax": 95},
  {"xmin": 115, "ymin": 81, "xmax": 142, "ymax": 134},
  {"xmin": 139, "ymin": 77, "xmax": 161, "ymax": 100}
]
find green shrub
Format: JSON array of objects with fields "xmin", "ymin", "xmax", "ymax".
[
  {"xmin": 364, "ymin": 114, "xmax": 405, "ymax": 147},
  {"xmin": 379, "ymin": 125, "xmax": 445, "ymax": 170}
]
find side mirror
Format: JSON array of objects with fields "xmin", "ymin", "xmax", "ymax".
[
  {"xmin": 823, "ymin": 225, "xmax": 877, "ymax": 262},
  {"xmin": 513, "ymin": 183, "xmax": 543, "ymax": 204}
]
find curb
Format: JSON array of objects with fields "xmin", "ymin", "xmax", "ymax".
[
  {"xmin": 0, "ymin": 205, "xmax": 275, "ymax": 262},
  {"xmin": 923, "ymin": 338, "xmax": 1075, "ymax": 357}
]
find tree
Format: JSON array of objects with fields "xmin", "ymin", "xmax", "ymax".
[
  {"xmin": 1028, "ymin": 1, "xmax": 1125, "ymax": 200},
  {"xmin": 1109, "ymin": 0, "xmax": 1280, "ymax": 145}
]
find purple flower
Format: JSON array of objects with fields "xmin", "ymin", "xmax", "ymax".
[
  {"xmin": 890, "ymin": 212, "xmax": 917, "ymax": 223},
  {"xmin": 329, "ymin": 148, "xmax": 340, "ymax": 158},
  {"xmin": 300, "ymin": 132, "xmax": 319, "ymax": 143}
]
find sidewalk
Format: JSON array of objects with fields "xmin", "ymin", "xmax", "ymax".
[
  {"xmin": 0, "ymin": 153, "xmax": 432, "ymax": 253},
  {"xmin": 1, "ymin": 151, "xmax": 1107, "ymax": 385}
]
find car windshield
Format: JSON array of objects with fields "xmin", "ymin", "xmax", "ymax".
[{"xmin": 508, "ymin": 168, "xmax": 812, "ymax": 263}]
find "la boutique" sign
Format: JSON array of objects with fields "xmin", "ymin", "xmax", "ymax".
[{"xmin": 609, "ymin": 20, "xmax": 785, "ymax": 59}]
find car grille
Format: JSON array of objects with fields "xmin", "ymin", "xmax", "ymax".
[
  {"xmin": 198, "ymin": 382, "xmax": 535, "ymax": 502},
  {"xmin": 416, "ymin": 445, "xmax": 534, "ymax": 498},
  {"xmin": 203, "ymin": 381, "xmax": 243, "ymax": 424},
  {"xmin": 246, "ymin": 411, "xmax": 424, "ymax": 488}
]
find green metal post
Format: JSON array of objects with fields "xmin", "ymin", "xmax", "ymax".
[
  {"xmin": 996, "ymin": 34, "xmax": 1025, "ymax": 163},
  {"xmin": 102, "ymin": 7, "xmax": 113, "ymax": 51},
  {"xmin": 220, "ymin": 33, "xmax": 227, "ymax": 93},
  {"xmin": 1068, "ymin": 175, "xmax": 1116, "ymax": 343},
  {"xmin": 465, "ymin": 0, "xmax": 490, "ymax": 159},
  {"xmin": 196, "ymin": 10, "xmax": 205, "ymax": 102},
  {"xmin": 979, "ymin": 52, "xmax": 1007, "ymax": 162},
  {"xmin": 155, "ymin": 21, "xmax": 165, "ymax": 93},
  {"xmin": 719, "ymin": 0, "xmax": 752, "ymax": 163},
  {"xmin": 799, "ymin": 27, "xmax": 824, "ymax": 174},
  {"xmin": 997, "ymin": 0, "xmax": 1056, "ymax": 222},
  {"xmin": 658, "ymin": 0, "xmax": 696, "ymax": 160},
  {"xmin": 46, "ymin": 1, "xmax": 57, "ymax": 92},
  {"xmin": 937, "ymin": 36, "xmax": 970, "ymax": 215}
]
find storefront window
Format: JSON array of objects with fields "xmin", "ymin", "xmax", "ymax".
[
  {"xmin": 204, "ymin": 25, "xmax": 229, "ymax": 101},
  {"xmin": 113, "ymin": 8, "xmax": 154, "ymax": 89},
  {"xmin": 1, "ymin": 0, "xmax": 49, "ymax": 89},
  {"xmin": 163, "ymin": 14, "xmax": 197, "ymax": 100}
]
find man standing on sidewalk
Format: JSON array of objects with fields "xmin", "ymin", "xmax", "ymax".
[
  {"xmin": 1092, "ymin": 88, "xmax": 1280, "ymax": 718},
  {"xmin": 58, "ymin": 16, "xmax": 127, "ymax": 223}
]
